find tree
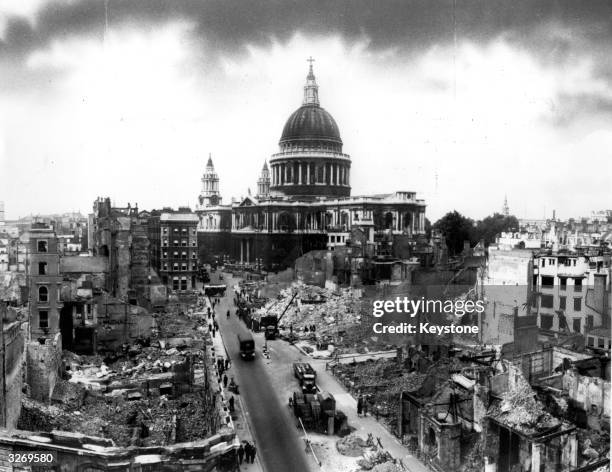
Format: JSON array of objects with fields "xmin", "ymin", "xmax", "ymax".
[
  {"xmin": 433, "ymin": 211, "xmax": 476, "ymax": 256},
  {"xmin": 424, "ymin": 218, "xmax": 432, "ymax": 240},
  {"xmin": 474, "ymin": 213, "xmax": 519, "ymax": 247}
]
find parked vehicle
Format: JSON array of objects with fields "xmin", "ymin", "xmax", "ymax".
[
  {"xmin": 262, "ymin": 292, "xmax": 298, "ymax": 340},
  {"xmin": 293, "ymin": 362, "xmax": 317, "ymax": 393},
  {"xmin": 237, "ymin": 332, "xmax": 255, "ymax": 360},
  {"xmin": 204, "ymin": 284, "xmax": 226, "ymax": 297}
]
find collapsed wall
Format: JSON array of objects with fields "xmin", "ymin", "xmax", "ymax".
[{"xmin": 26, "ymin": 334, "xmax": 62, "ymax": 403}]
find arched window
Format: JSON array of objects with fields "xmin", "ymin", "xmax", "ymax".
[{"xmin": 38, "ymin": 286, "xmax": 49, "ymax": 302}]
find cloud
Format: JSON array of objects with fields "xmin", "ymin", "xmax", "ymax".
[{"xmin": 2, "ymin": 0, "xmax": 611, "ymax": 60}]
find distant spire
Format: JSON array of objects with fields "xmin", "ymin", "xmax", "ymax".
[
  {"xmin": 206, "ymin": 153, "xmax": 214, "ymax": 169},
  {"xmin": 303, "ymin": 56, "xmax": 319, "ymax": 106},
  {"xmin": 502, "ymin": 195, "xmax": 510, "ymax": 216},
  {"xmin": 262, "ymin": 160, "xmax": 269, "ymax": 171}
]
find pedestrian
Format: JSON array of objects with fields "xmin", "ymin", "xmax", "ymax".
[
  {"xmin": 250, "ymin": 443, "xmax": 257, "ymax": 463},
  {"xmin": 245, "ymin": 442, "xmax": 252, "ymax": 463},
  {"xmin": 362, "ymin": 396, "xmax": 369, "ymax": 416},
  {"xmin": 228, "ymin": 395, "xmax": 235, "ymax": 412},
  {"xmin": 242, "ymin": 442, "xmax": 249, "ymax": 463},
  {"xmin": 223, "ymin": 374, "xmax": 228, "ymax": 388},
  {"xmin": 208, "ymin": 323, "xmax": 212, "ymax": 332},
  {"xmin": 237, "ymin": 444, "xmax": 244, "ymax": 464},
  {"xmin": 225, "ymin": 358, "xmax": 230, "ymax": 370},
  {"xmin": 357, "ymin": 395, "xmax": 363, "ymax": 416},
  {"xmin": 227, "ymin": 309, "xmax": 230, "ymax": 319},
  {"xmin": 212, "ymin": 328, "xmax": 216, "ymax": 338},
  {"xmin": 214, "ymin": 320, "xmax": 219, "ymax": 330}
]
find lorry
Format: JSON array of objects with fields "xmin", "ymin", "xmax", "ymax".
[
  {"xmin": 204, "ymin": 284, "xmax": 226, "ymax": 297},
  {"xmin": 237, "ymin": 332, "xmax": 255, "ymax": 360},
  {"xmin": 262, "ymin": 292, "xmax": 298, "ymax": 340},
  {"xmin": 293, "ymin": 363, "xmax": 317, "ymax": 393}
]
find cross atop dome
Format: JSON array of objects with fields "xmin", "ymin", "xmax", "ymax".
[
  {"xmin": 307, "ymin": 56, "xmax": 315, "ymax": 77},
  {"xmin": 303, "ymin": 57, "xmax": 319, "ymax": 106}
]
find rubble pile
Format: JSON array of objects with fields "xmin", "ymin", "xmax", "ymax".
[
  {"xmin": 20, "ymin": 310, "xmax": 221, "ymax": 448},
  {"xmin": 495, "ymin": 375, "xmax": 559, "ymax": 434},
  {"xmin": 371, "ymin": 462, "xmax": 403, "ymax": 472},
  {"xmin": 256, "ymin": 283, "xmax": 363, "ymax": 337},
  {"xmin": 332, "ymin": 358, "xmax": 426, "ymax": 429},
  {"xmin": 336, "ymin": 434, "xmax": 369, "ymax": 456},
  {"xmin": 577, "ymin": 430, "xmax": 610, "ymax": 465},
  {"xmin": 356, "ymin": 450, "xmax": 395, "ymax": 470}
]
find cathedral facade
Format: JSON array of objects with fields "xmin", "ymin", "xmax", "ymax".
[{"xmin": 196, "ymin": 64, "xmax": 427, "ymax": 270}]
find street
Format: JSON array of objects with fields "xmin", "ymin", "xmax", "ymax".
[{"xmin": 213, "ymin": 273, "xmax": 313, "ymax": 472}]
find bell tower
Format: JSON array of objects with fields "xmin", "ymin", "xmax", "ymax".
[
  {"xmin": 257, "ymin": 161, "xmax": 271, "ymax": 199},
  {"xmin": 198, "ymin": 154, "xmax": 221, "ymax": 207}
]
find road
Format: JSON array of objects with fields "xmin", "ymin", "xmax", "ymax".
[{"xmin": 213, "ymin": 273, "xmax": 313, "ymax": 472}]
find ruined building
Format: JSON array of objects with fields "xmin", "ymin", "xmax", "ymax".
[
  {"xmin": 26, "ymin": 224, "xmax": 63, "ymax": 402},
  {"xmin": 91, "ymin": 197, "xmax": 165, "ymax": 307}
]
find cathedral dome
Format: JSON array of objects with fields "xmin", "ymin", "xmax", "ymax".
[
  {"xmin": 280, "ymin": 105, "xmax": 342, "ymax": 145},
  {"xmin": 270, "ymin": 60, "xmax": 351, "ymax": 199}
]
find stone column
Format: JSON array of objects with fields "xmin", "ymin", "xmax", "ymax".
[
  {"xmin": 323, "ymin": 164, "xmax": 327, "ymax": 184},
  {"xmin": 307, "ymin": 163, "xmax": 311, "ymax": 184},
  {"xmin": 298, "ymin": 162, "xmax": 303, "ymax": 184},
  {"xmin": 240, "ymin": 240, "xmax": 244, "ymax": 263},
  {"xmin": 246, "ymin": 239, "xmax": 250, "ymax": 263}
]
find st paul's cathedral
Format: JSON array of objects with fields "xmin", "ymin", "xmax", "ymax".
[{"xmin": 196, "ymin": 62, "xmax": 427, "ymax": 270}]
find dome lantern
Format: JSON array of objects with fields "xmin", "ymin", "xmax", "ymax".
[{"xmin": 303, "ymin": 57, "xmax": 319, "ymax": 106}]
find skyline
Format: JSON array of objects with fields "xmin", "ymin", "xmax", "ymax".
[{"xmin": 1, "ymin": 0, "xmax": 611, "ymax": 221}]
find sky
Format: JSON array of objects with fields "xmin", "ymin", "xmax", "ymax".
[{"xmin": 0, "ymin": 0, "xmax": 611, "ymax": 222}]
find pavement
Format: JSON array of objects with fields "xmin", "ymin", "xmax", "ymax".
[{"xmin": 209, "ymin": 272, "xmax": 313, "ymax": 472}]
